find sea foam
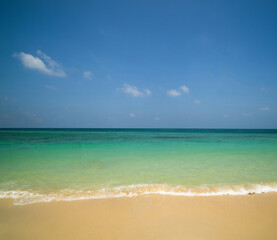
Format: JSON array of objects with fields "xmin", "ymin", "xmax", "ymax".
[{"xmin": 1, "ymin": 183, "xmax": 277, "ymax": 205}]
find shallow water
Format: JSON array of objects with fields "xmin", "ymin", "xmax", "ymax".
[{"xmin": 0, "ymin": 129, "xmax": 277, "ymax": 204}]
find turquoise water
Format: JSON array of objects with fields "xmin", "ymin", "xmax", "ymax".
[{"xmin": 0, "ymin": 129, "xmax": 277, "ymax": 204}]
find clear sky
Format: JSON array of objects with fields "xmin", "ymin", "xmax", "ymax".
[{"xmin": 0, "ymin": 0, "xmax": 276, "ymax": 128}]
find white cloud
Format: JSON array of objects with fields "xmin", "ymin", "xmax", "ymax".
[
  {"xmin": 155, "ymin": 117, "xmax": 160, "ymax": 121},
  {"xmin": 194, "ymin": 99, "xmax": 200, "ymax": 104},
  {"xmin": 260, "ymin": 106, "xmax": 270, "ymax": 111},
  {"xmin": 130, "ymin": 113, "xmax": 135, "ymax": 118},
  {"xmin": 145, "ymin": 89, "xmax": 151, "ymax": 96},
  {"xmin": 13, "ymin": 51, "xmax": 66, "ymax": 77},
  {"xmin": 107, "ymin": 74, "xmax": 112, "ymax": 80},
  {"xmin": 223, "ymin": 114, "xmax": 229, "ymax": 118},
  {"xmin": 180, "ymin": 85, "xmax": 189, "ymax": 93},
  {"xmin": 45, "ymin": 84, "xmax": 58, "ymax": 91},
  {"xmin": 242, "ymin": 113, "xmax": 252, "ymax": 117},
  {"xmin": 167, "ymin": 85, "xmax": 189, "ymax": 97},
  {"xmin": 118, "ymin": 84, "xmax": 150, "ymax": 97},
  {"xmin": 121, "ymin": 84, "xmax": 143, "ymax": 97},
  {"xmin": 167, "ymin": 89, "xmax": 181, "ymax": 97},
  {"xmin": 37, "ymin": 50, "xmax": 60, "ymax": 69},
  {"xmin": 83, "ymin": 71, "xmax": 93, "ymax": 79}
]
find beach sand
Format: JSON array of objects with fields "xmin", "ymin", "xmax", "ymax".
[{"xmin": 0, "ymin": 193, "xmax": 276, "ymax": 240}]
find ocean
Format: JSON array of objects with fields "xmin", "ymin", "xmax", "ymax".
[{"xmin": 0, "ymin": 129, "xmax": 277, "ymax": 204}]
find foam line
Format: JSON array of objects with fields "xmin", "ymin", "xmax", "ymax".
[{"xmin": 1, "ymin": 183, "xmax": 277, "ymax": 205}]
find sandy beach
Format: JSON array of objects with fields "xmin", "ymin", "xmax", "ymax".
[
  {"xmin": 0, "ymin": 193, "xmax": 276, "ymax": 240},
  {"xmin": 1, "ymin": 0, "xmax": 277, "ymax": 239}
]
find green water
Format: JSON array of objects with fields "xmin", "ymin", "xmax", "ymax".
[{"xmin": 0, "ymin": 129, "xmax": 277, "ymax": 203}]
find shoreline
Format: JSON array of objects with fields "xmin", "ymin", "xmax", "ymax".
[
  {"xmin": 1, "ymin": 183, "xmax": 277, "ymax": 205},
  {"xmin": 1, "ymin": 193, "xmax": 276, "ymax": 240}
]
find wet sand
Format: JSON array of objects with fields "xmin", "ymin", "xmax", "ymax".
[{"xmin": 0, "ymin": 193, "xmax": 277, "ymax": 240}]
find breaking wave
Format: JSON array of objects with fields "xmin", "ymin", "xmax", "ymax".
[{"xmin": 1, "ymin": 183, "xmax": 277, "ymax": 205}]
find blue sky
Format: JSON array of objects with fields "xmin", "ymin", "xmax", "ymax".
[{"xmin": 0, "ymin": 0, "xmax": 277, "ymax": 128}]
